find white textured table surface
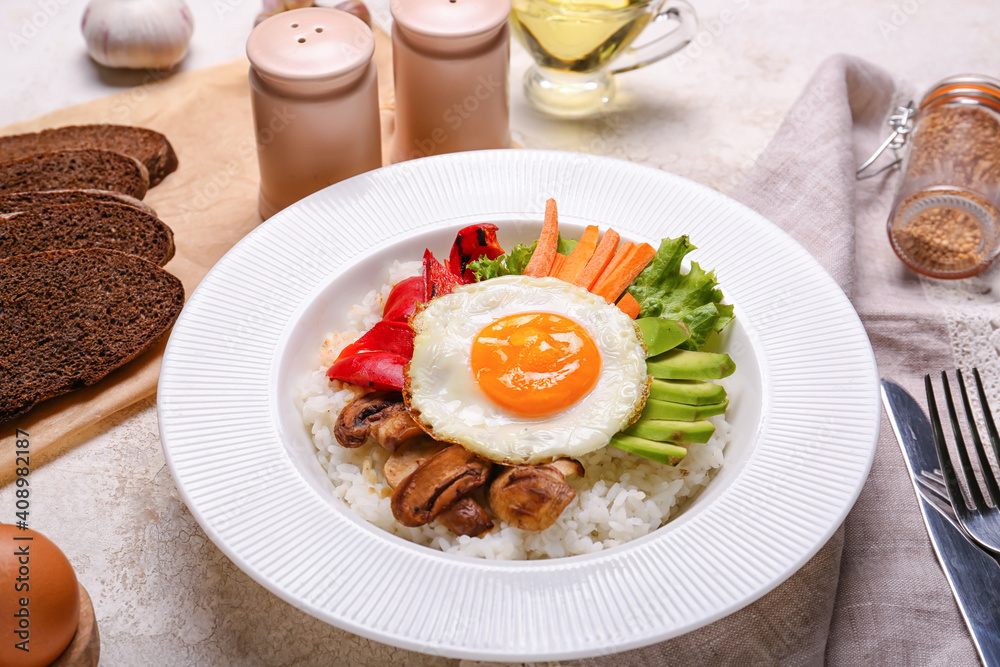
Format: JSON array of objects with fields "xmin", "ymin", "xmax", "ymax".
[{"xmin": 2, "ymin": 1, "xmax": 1000, "ymax": 665}]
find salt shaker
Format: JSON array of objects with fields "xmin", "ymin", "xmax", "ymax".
[
  {"xmin": 247, "ymin": 7, "xmax": 382, "ymax": 219},
  {"xmin": 390, "ymin": 0, "xmax": 511, "ymax": 163},
  {"xmin": 881, "ymin": 75, "xmax": 1000, "ymax": 278}
]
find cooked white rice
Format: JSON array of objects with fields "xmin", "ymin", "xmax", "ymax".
[{"xmin": 297, "ymin": 260, "xmax": 729, "ymax": 560}]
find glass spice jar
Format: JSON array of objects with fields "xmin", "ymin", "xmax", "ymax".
[{"xmin": 886, "ymin": 75, "xmax": 1000, "ymax": 279}]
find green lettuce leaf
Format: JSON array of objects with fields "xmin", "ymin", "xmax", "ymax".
[
  {"xmin": 557, "ymin": 236, "xmax": 577, "ymax": 255},
  {"xmin": 468, "ymin": 235, "xmax": 575, "ymax": 281},
  {"xmin": 469, "ymin": 241, "xmax": 537, "ymax": 281},
  {"xmin": 628, "ymin": 236, "xmax": 733, "ymax": 350}
]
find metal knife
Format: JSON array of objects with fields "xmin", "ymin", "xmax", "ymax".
[{"xmin": 882, "ymin": 379, "xmax": 1000, "ymax": 665}]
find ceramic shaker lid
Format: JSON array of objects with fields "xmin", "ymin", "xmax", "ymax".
[
  {"xmin": 247, "ymin": 7, "xmax": 374, "ymax": 94},
  {"xmin": 392, "ymin": 0, "xmax": 510, "ymax": 40}
]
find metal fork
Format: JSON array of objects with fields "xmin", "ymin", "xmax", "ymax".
[
  {"xmin": 916, "ymin": 468, "xmax": 959, "ymax": 524},
  {"xmin": 925, "ymin": 369, "xmax": 1000, "ymax": 556},
  {"xmin": 917, "ymin": 468, "xmax": 1000, "ymax": 572}
]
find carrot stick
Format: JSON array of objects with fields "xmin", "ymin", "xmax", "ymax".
[
  {"xmin": 592, "ymin": 241, "xmax": 634, "ymax": 294},
  {"xmin": 556, "ymin": 225, "xmax": 599, "ymax": 282},
  {"xmin": 572, "ymin": 229, "xmax": 620, "ymax": 291},
  {"xmin": 616, "ymin": 292, "xmax": 641, "ymax": 318},
  {"xmin": 548, "ymin": 253, "xmax": 567, "ymax": 277},
  {"xmin": 523, "ymin": 198, "xmax": 560, "ymax": 277},
  {"xmin": 594, "ymin": 242, "xmax": 656, "ymax": 303}
]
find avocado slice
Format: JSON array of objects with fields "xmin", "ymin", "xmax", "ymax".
[
  {"xmin": 624, "ymin": 418, "xmax": 716, "ymax": 444},
  {"xmin": 646, "ymin": 349, "xmax": 736, "ymax": 380},
  {"xmin": 649, "ymin": 378, "xmax": 728, "ymax": 405},
  {"xmin": 640, "ymin": 398, "xmax": 729, "ymax": 421},
  {"xmin": 610, "ymin": 433, "xmax": 687, "ymax": 465},
  {"xmin": 635, "ymin": 317, "xmax": 690, "ymax": 357}
]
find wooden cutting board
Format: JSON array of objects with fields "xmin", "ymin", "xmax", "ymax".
[{"xmin": 0, "ymin": 28, "xmax": 396, "ymax": 486}]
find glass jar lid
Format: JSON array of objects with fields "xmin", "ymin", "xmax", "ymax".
[{"xmin": 919, "ymin": 74, "xmax": 1000, "ymax": 115}]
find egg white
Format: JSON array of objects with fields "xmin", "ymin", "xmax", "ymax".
[{"xmin": 404, "ymin": 275, "xmax": 649, "ymax": 464}]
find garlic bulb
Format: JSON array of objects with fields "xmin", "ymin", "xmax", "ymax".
[
  {"xmin": 256, "ymin": 1, "xmax": 371, "ymax": 27},
  {"xmin": 261, "ymin": 0, "xmax": 314, "ymax": 13},
  {"xmin": 255, "ymin": 0, "xmax": 314, "ymax": 27},
  {"xmin": 329, "ymin": 0, "xmax": 371, "ymax": 27},
  {"xmin": 82, "ymin": 0, "xmax": 194, "ymax": 70}
]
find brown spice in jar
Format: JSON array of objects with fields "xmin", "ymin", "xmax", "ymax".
[
  {"xmin": 905, "ymin": 105, "xmax": 1000, "ymax": 192},
  {"xmin": 893, "ymin": 201, "xmax": 986, "ymax": 272}
]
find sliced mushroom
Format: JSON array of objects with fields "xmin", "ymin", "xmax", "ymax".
[
  {"xmin": 384, "ymin": 438, "xmax": 494, "ymax": 537},
  {"xmin": 335, "ymin": 391, "xmax": 423, "ymax": 451},
  {"xmin": 545, "ymin": 458, "xmax": 585, "ymax": 479},
  {"xmin": 391, "ymin": 445, "xmax": 492, "ymax": 527},
  {"xmin": 437, "ymin": 496, "xmax": 493, "ymax": 537},
  {"xmin": 383, "ymin": 435, "xmax": 448, "ymax": 488},
  {"xmin": 368, "ymin": 405, "xmax": 425, "ymax": 452},
  {"xmin": 489, "ymin": 458, "xmax": 584, "ymax": 532}
]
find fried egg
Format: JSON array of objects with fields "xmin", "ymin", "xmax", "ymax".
[{"xmin": 404, "ymin": 275, "xmax": 649, "ymax": 464}]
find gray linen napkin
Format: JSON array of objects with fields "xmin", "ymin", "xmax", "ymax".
[
  {"xmin": 552, "ymin": 54, "xmax": 978, "ymax": 666},
  {"xmin": 735, "ymin": 53, "xmax": 978, "ymax": 666}
]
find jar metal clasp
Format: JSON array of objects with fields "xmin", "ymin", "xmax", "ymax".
[{"xmin": 856, "ymin": 101, "xmax": 917, "ymax": 180}]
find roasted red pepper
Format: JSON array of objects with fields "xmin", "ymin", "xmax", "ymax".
[
  {"xmin": 423, "ymin": 249, "xmax": 463, "ymax": 300},
  {"xmin": 327, "ymin": 350, "xmax": 409, "ymax": 391},
  {"xmin": 335, "ymin": 320, "xmax": 414, "ymax": 362},
  {"xmin": 448, "ymin": 223, "xmax": 505, "ymax": 283},
  {"xmin": 333, "ymin": 249, "xmax": 465, "ymax": 391},
  {"xmin": 382, "ymin": 275, "xmax": 425, "ymax": 322}
]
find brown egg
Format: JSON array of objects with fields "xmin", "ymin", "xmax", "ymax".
[{"xmin": 0, "ymin": 524, "xmax": 81, "ymax": 667}]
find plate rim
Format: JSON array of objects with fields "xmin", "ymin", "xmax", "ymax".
[{"xmin": 158, "ymin": 148, "xmax": 880, "ymax": 660}]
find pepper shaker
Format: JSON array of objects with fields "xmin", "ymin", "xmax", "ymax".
[
  {"xmin": 390, "ymin": 0, "xmax": 511, "ymax": 163},
  {"xmin": 247, "ymin": 7, "xmax": 382, "ymax": 219}
]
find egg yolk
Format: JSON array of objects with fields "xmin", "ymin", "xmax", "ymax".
[{"xmin": 470, "ymin": 312, "xmax": 601, "ymax": 417}]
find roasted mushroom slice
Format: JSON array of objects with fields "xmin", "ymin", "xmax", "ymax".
[
  {"xmin": 489, "ymin": 458, "xmax": 585, "ymax": 532},
  {"xmin": 384, "ymin": 438, "xmax": 494, "ymax": 537},
  {"xmin": 437, "ymin": 496, "xmax": 493, "ymax": 537},
  {"xmin": 546, "ymin": 458, "xmax": 585, "ymax": 479},
  {"xmin": 383, "ymin": 435, "xmax": 448, "ymax": 487},
  {"xmin": 368, "ymin": 405, "xmax": 425, "ymax": 452},
  {"xmin": 391, "ymin": 444, "xmax": 492, "ymax": 528},
  {"xmin": 335, "ymin": 391, "xmax": 423, "ymax": 451}
]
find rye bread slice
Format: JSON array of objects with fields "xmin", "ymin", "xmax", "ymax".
[
  {"xmin": 0, "ymin": 201, "xmax": 175, "ymax": 266},
  {"xmin": 0, "ymin": 149, "xmax": 149, "ymax": 199},
  {"xmin": 0, "ymin": 124, "xmax": 178, "ymax": 186},
  {"xmin": 0, "ymin": 248, "xmax": 185, "ymax": 423},
  {"xmin": 0, "ymin": 189, "xmax": 156, "ymax": 217}
]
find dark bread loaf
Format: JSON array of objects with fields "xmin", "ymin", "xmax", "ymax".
[
  {"xmin": 0, "ymin": 201, "xmax": 175, "ymax": 266},
  {"xmin": 0, "ymin": 189, "xmax": 156, "ymax": 216},
  {"xmin": 0, "ymin": 149, "xmax": 149, "ymax": 199},
  {"xmin": 0, "ymin": 248, "xmax": 185, "ymax": 423},
  {"xmin": 0, "ymin": 124, "xmax": 178, "ymax": 186}
]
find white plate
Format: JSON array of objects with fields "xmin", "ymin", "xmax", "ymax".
[{"xmin": 158, "ymin": 149, "xmax": 879, "ymax": 661}]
